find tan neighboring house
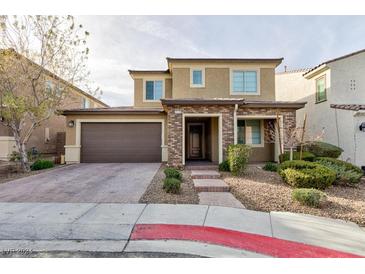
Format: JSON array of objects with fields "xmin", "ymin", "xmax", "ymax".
[
  {"xmin": 0, "ymin": 51, "xmax": 108, "ymax": 161},
  {"xmin": 276, "ymin": 49, "xmax": 365, "ymax": 169},
  {"xmin": 62, "ymin": 57, "xmax": 305, "ymax": 167}
]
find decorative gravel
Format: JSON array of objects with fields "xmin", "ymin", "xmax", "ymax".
[
  {"xmin": 223, "ymin": 165, "xmax": 365, "ymax": 226},
  {"xmin": 139, "ymin": 164, "xmax": 199, "ymax": 204}
]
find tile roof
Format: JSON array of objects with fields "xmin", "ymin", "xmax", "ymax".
[
  {"xmin": 276, "ymin": 68, "xmax": 310, "ymax": 75},
  {"xmin": 330, "ymin": 104, "xmax": 365, "ymax": 111},
  {"xmin": 61, "ymin": 106, "xmax": 164, "ymax": 115},
  {"xmin": 303, "ymin": 48, "xmax": 365, "ymax": 76},
  {"xmin": 166, "ymin": 57, "xmax": 283, "ymax": 64}
]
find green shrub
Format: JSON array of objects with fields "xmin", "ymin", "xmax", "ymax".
[
  {"xmin": 278, "ymin": 160, "xmax": 318, "ymax": 172},
  {"xmin": 263, "ymin": 162, "xmax": 278, "ymax": 172},
  {"xmin": 163, "ymin": 177, "xmax": 181, "ymax": 194},
  {"xmin": 227, "ymin": 144, "xmax": 251, "ymax": 176},
  {"xmin": 302, "ymin": 141, "xmax": 343, "ymax": 158},
  {"xmin": 279, "ymin": 151, "xmax": 315, "ymax": 162},
  {"xmin": 30, "ymin": 159, "xmax": 54, "ymax": 171},
  {"xmin": 164, "ymin": 167, "xmax": 182, "ymax": 180},
  {"xmin": 218, "ymin": 160, "xmax": 230, "ymax": 172},
  {"xmin": 292, "ymin": 188, "xmax": 327, "ymax": 208},
  {"xmin": 279, "ymin": 160, "xmax": 336, "ymax": 189},
  {"xmin": 315, "ymin": 157, "xmax": 363, "ymax": 185}
]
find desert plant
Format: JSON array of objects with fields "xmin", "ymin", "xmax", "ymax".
[
  {"xmin": 279, "ymin": 160, "xmax": 336, "ymax": 189},
  {"xmin": 292, "ymin": 188, "xmax": 327, "ymax": 208},
  {"xmin": 227, "ymin": 144, "xmax": 251, "ymax": 176},
  {"xmin": 279, "ymin": 151, "xmax": 315, "ymax": 162},
  {"xmin": 164, "ymin": 167, "xmax": 182, "ymax": 180},
  {"xmin": 263, "ymin": 162, "xmax": 278, "ymax": 172},
  {"xmin": 30, "ymin": 159, "xmax": 54, "ymax": 171},
  {"xmin": 163, "ymin": 177, "xmax": 181, "ymax": 194},
  {"xmin": 315, "ymin": 157, "xmax": 363, "ymax": 185},
  {"xmin": 302, "ymin": 141, "xmax": 343, "ymax": 158},
  {"xmin": 218, "ymin": 160, "xmax": 230, "ymax": 172}
]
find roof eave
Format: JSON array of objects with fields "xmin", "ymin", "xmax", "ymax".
[{"xmin": 303, "ymin": 64, "xmax": 329, "ymax": 79}]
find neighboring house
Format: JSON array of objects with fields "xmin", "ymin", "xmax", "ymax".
[
  {"xmin": 62, "ymin": 57, "xmax": 305, "ymax": 167},
  {"xmin": 276, "ymin": 49, "xmax": 365, "ymax": 168},
  {"xmin": 0, "ymin": 51, "xmax": 108, "ymax": 161}
]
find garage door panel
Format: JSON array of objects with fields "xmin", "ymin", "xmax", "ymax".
[{"xmin": 81, "ymin": 123, "xmax": 162, "ymax": 163}]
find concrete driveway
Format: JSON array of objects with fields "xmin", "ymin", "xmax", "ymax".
[{"xmin": 0, "ymin": 163, "xmax": 160, "ymax": 203}]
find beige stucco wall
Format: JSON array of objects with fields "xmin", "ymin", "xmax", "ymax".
[
  {"xmin": 276, "ymin": 70, "xmax": 337, "ymax": 146},
  {"xmin": 171, "ymin": 67, "xmax": 275, "ymax": 100},
  {"xmin": 133, "ymin": 78, "xmax": 172, "ymax": 108}
]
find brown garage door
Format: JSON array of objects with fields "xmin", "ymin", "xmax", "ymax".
[{"xmin": 81, "ymin": 122, "xmax": 162, "ymax": 163}]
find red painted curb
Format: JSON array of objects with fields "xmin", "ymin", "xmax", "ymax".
[{"xmin": 131, "ymin": 224, "xmax": 363, "ymax": 258}]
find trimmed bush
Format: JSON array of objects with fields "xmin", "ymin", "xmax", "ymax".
[
  {"xmin": 278, "ymin": 160, "xmax": 318, "ymax": 172},
  {"xmin": 163, "ymin": 177, "xmax": 181, "ymax": 194},
  {"xmin": 218, "ymin": 160, "xmax": 230, "ymax": 172},
  {"xmin": 292, "ymin": 188, "xmax": 327, "ymax": 208},
  {"xmin": 164, "ymin": 167, "xmax": 182, "ymax": 180},
  {"xmin": 302, "ymin": 141, "xmax": 343, "ymax": 158},
  {"xmin": 315, "ymin": 157, "xmax": 363, "ymax": 185},
  {"xmin": 30, "ymin": 159, "xmax": 54, "ymax": 171},
  {"xmin": 227, "ymin": 144, "xmax": 251, "ymax": 176},
  {"xmin": 263, "ymin": 162, "xmax": 278, "ymax": 172},
  {"xmin": 279, "ymin": 151, "xmax": 315, "ymax": 162},
  {"xmin": 279, "ymin": 160, "xmax": 336, "ymax": 189}
]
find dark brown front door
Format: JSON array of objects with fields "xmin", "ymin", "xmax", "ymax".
[
  {"xmin": 188, "ymin": 124, "xmax": 203, "ymax": 159},
  {"xmin": 81, "ymin": 122, "xmax": 162, "ymax": 163}
]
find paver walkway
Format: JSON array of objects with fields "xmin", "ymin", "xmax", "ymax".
[
  {"xmin": 190, "ymin": 165, "xmax": 244, "ymax": 208},
  {"xmin": 0, "ymin": 203, "xmax": 364, "ymax": 257}
]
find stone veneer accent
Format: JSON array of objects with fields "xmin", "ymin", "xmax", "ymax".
[{"xmin": 165, "ymin": 104, "xmax": 297, "ymax": 167}]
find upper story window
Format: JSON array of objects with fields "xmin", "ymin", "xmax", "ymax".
[
  {"xmin": 190, "ymin": 68, "xmax": 205, "ymax": 88},
  {"xmin": 83, "ymin": 97, "xmax": 90, "ymax": 108},
  {"xmin": 237, "ymin": 119, "xmax": 263, "ymax": 146},
  {"xmin": 145, "ymin": 80, "xmax": 163, "ymax": 101},
  {"xmin": 231, "ymin": 70, "xmax": 259, "ymax": 95},
  {"xmin": 316, "ymin": 75, "xmax": 327, "ymax": 103}
]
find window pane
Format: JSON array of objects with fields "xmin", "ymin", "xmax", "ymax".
[
  {"xmin": 146, "ymin": 81, "xmax": 154, "ymax": 100},
  {"xmin": 154, "ymin": 80, "xmax": 163, "ymax": 100},
  {"xmin": 193, "ymin": 70, "xmax": 202, "ymax": 85},
  {"xmin": 237, "ymin": 120, "xmax": 245, "ymax": 144},
  {"xmin": 246, "ymin": 120, "xmax": 261, "ymax": 144},
  {"xmin": 316, "ymin": 77, "xmax": 326, "ymax": 102},
  {"xmin": 233, "ymin": 71, "xmax": 244, "ymax": 92},
  {"xmin": 244, "ymin": 71, "xmax": 257, "ymax": 93}
]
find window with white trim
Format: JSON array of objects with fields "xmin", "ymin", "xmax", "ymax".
[
  {"xmin": 190, "ymin": 68, "xmax": 205, "ymax": 87},
  {"xmin": 232, "ymin": 70, "xmax": 258, "ymax": 94},
  {"xmin": 237, "ymin": 119, "xmax": 263, "ymax": 145},
  {"xmin": 83, "ymin": 97, "xmax": 90, "ymax": 108},
  {"xmin": 146, "ymin": 80, "xmax": 163, "ymax": 100}
]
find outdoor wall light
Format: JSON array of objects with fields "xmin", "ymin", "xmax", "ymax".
[
  {"xmin": 359, "ymin": 122, "xmax": 365, "ymax": 132},
  {"xmin": 68, "ymin": 120, "xmax": 75, "ymax": 128}
]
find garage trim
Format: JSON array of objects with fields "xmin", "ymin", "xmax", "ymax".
[{"xmin": 65, "ymin": 118, "xmax": 166, "ymax": 164}]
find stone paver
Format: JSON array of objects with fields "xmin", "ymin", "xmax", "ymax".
[
  {"xmin": 204, "ymin": 206, "xmax": 272, "ymax": 237},
  {"xmin": 125, "ymin": 240, "xmax": 270, "ymax": 258},
  {"xmin": 271, "ymin": 211, "xmax": 365, "ymax": 256},
  {"xmin": 199, "ymin": 192, "xmax": 244, "ymax": 208},
  {"xmin": 0, "ymin": 163, "xmax": 160, "ymax": 203},
  {"xmin": 137, "ymin": 204, "xmax": 208, "ymax": 225},
  {"xmin": 191, "ymin": 170, "xmax": 220, "ymax": 179},
  {"xmin": 193, "ymin": 179, "xmax": 230, "ymax": 192}
]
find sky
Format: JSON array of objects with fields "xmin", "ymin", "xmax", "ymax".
[{"xmin": 77, "ymin": 15, "xmax": 365, "ymax": 107}]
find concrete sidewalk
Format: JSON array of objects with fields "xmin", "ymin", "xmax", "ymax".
[{"xmin": 0, "ymin": 203, "xmax": 364, "ymax": 257}]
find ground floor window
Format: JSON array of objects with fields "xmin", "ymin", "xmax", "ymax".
[{"xmin": 237, "ymin": 119, "xmax": 263, "ymax": 146}]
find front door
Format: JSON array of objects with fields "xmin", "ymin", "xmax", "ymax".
[{"xmin": 188, "ymin": 124, "xmax": 203, "ymax": 159}]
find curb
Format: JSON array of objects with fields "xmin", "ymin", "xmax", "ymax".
[{"xmin": 131, "ymin": 224, "xmax": 363, "ymax": 258}]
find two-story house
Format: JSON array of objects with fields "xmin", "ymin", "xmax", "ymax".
[
  {"xmin": 0, "ymin": 50, "xmax": 108, "ymax": 161},
  {"xmin": 276, "ymin": 49, "xmax": 365, "ymax": 169},
  {"xmin": 62, "ymin": 57, "xmax": 305, "ymax": 167}
]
